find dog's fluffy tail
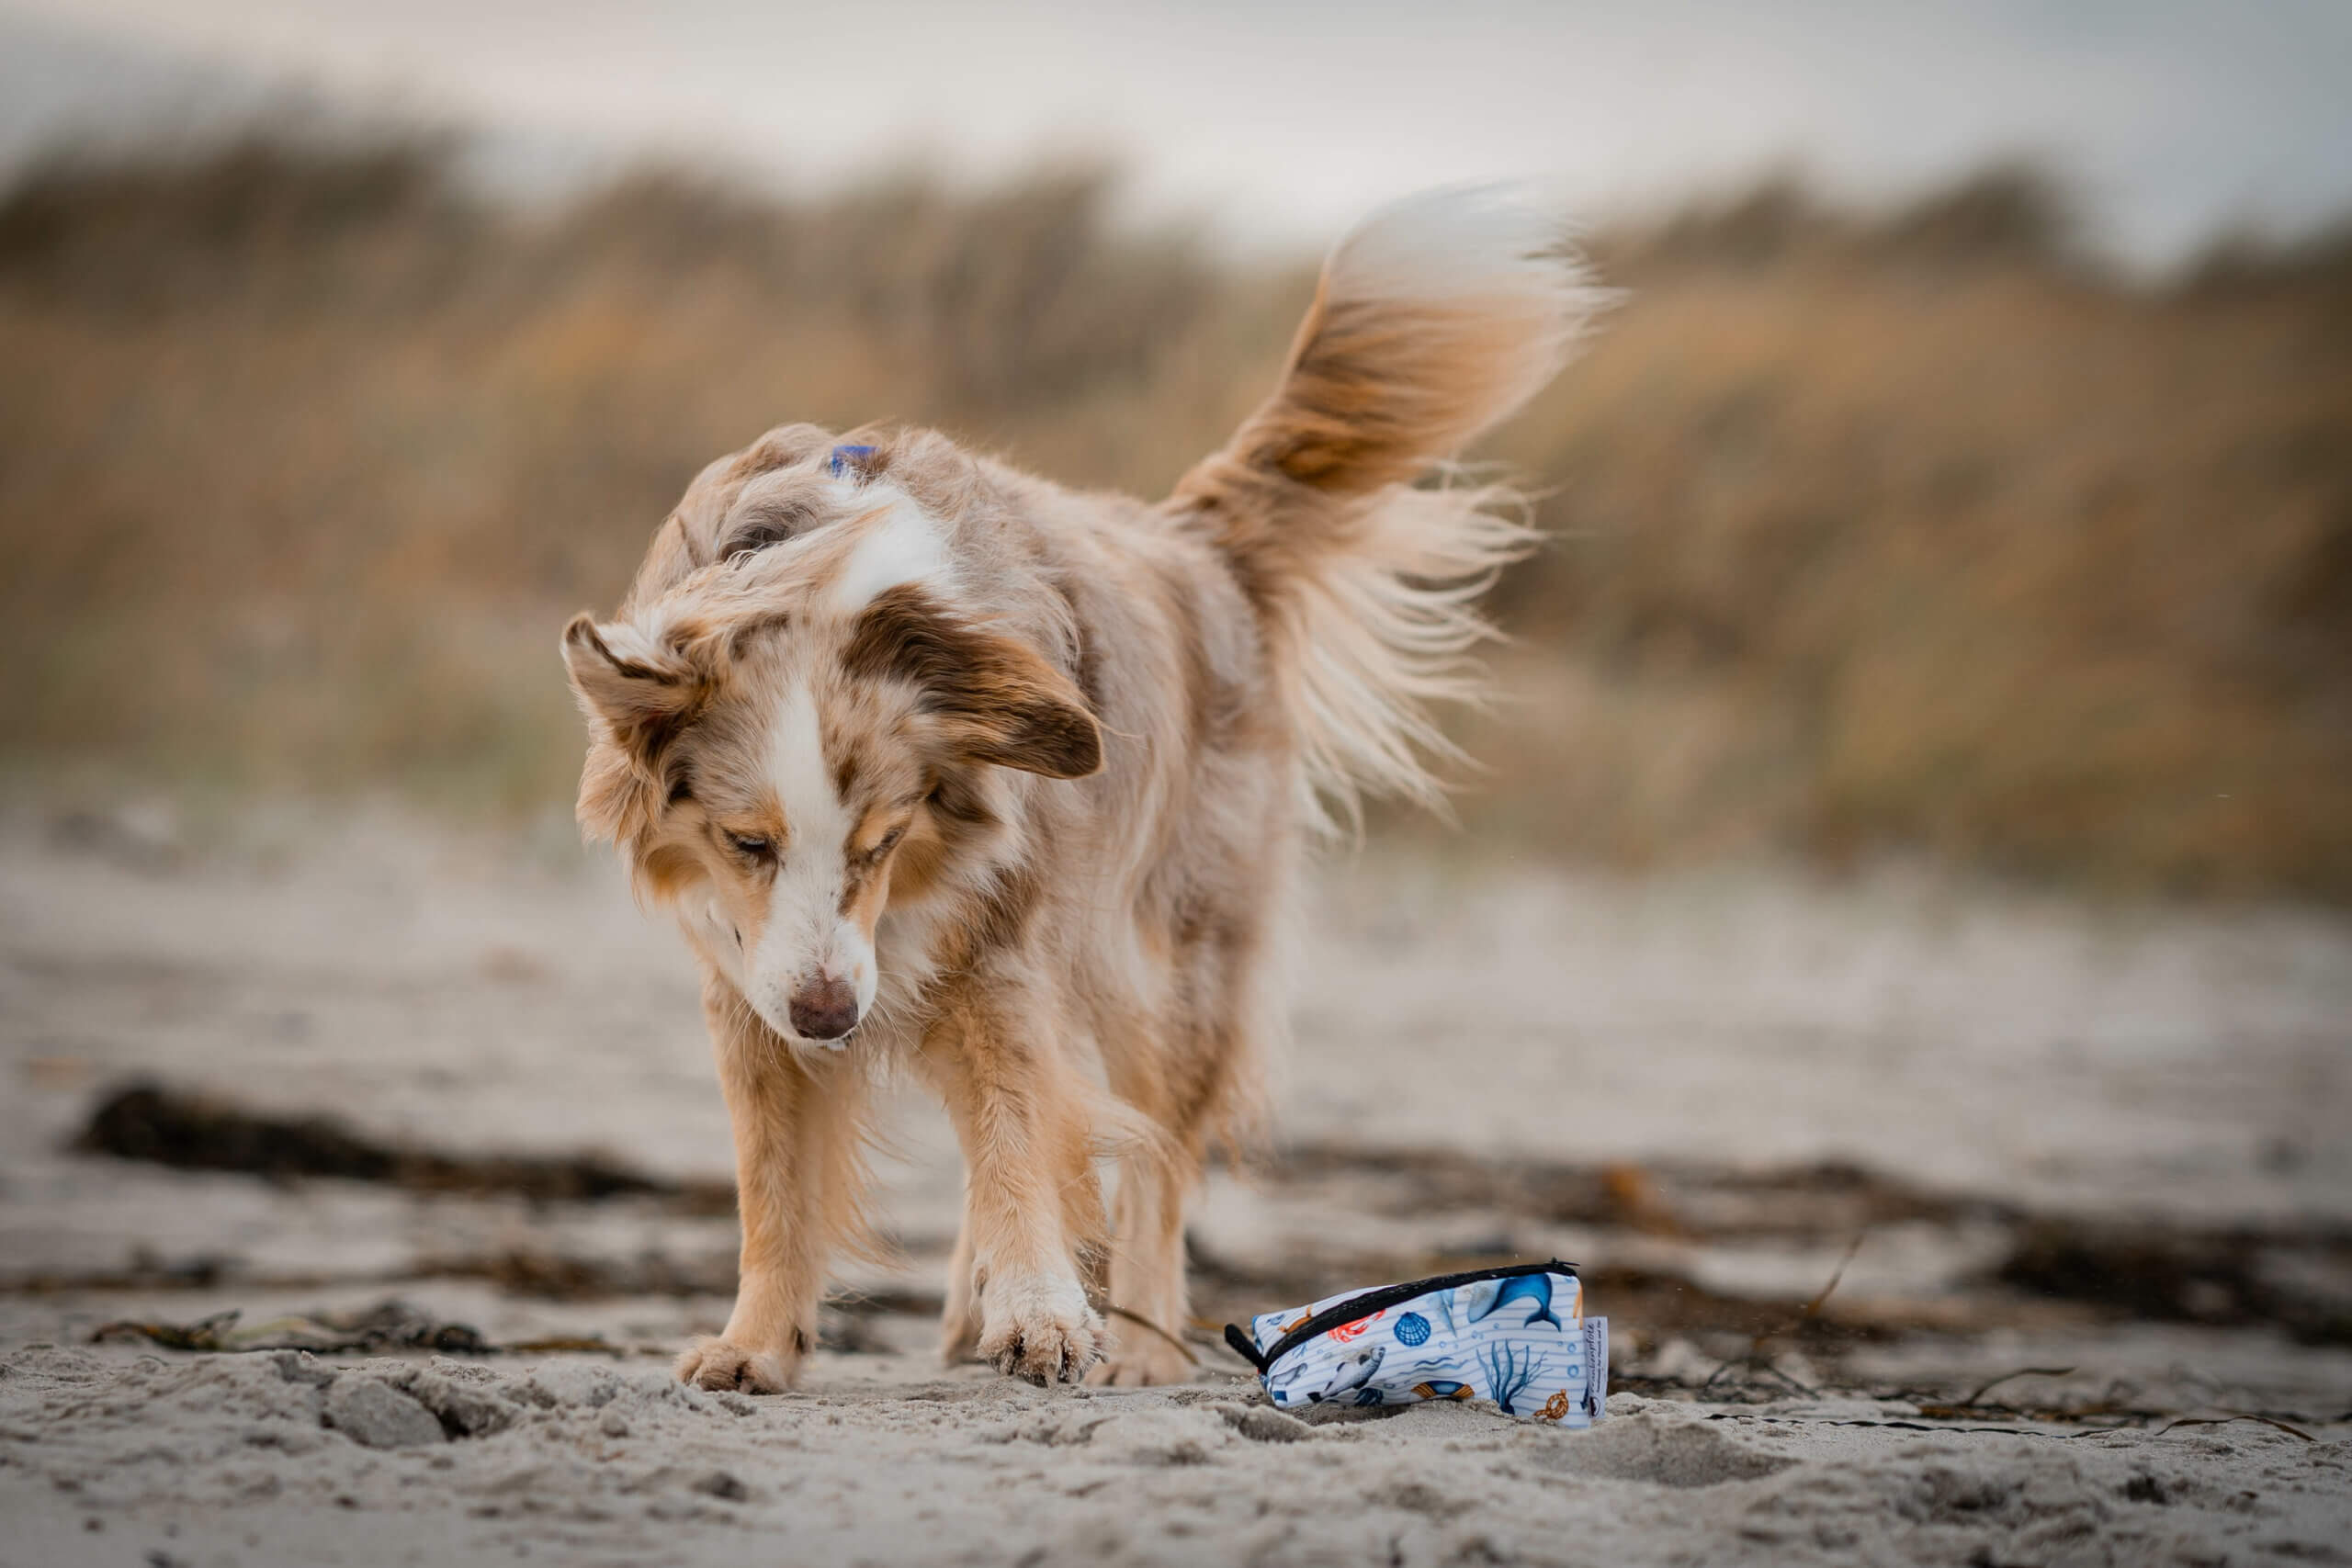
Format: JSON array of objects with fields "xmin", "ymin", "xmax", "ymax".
[{"xmin": 1172, "ymin": 185, "xmax": 1606, "ymax": 829}]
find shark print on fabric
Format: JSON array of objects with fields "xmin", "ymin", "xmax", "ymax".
[{"xmin": 1461, "ymin": 1272, "xmax": 1565, "ymax": 1331}]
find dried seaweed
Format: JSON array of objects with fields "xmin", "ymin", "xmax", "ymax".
[
  {"xmin": 85, "ymin": 1299, "xmax": 902, "ymax": 1359},
  {"xmin": 1995, "ymin": 1220, "xmax": 2352, "ymax": 1345},
  {"xmin": 74, "ymin": 1081, "xmax": 734, "ymax": 1213},
  {"xmin": 92, "ymin": 1301, "xmax": 486, "ymax": 1355}
]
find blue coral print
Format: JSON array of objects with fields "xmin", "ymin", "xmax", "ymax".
[{"xmin": 1243, "ymin": 1268, "xmax": 1605, "ymax": 1427}]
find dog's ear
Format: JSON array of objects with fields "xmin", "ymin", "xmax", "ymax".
[
  {"xmin": 941, "ymin": 637, "xmax": 1102, "ymax": 780},
  {"xmin": 560, "ymin": 614, "xmax": 715, "ymax": 769},
  {"xmin": 845, "ymin": 586, "xmax": 1102, "ymax": 781}
]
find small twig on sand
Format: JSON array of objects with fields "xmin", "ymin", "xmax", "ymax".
[
  {"xmin": 1961, "ymin": 1367, "xmax": 2078, "ymax": 1408},
  {"xmin": 1192, "ymin": 1317, "xmax": 1264, "ymax": 1369},
  {"xmin": 1698, "ymin": 1229, "xmax": 1865, "ymax": 1400},
  {"xmin": 2157, "ymin": 1414, "xmax": 2315, "ymax": 1442},
  {"xmin": 1792, "ymin": 1230, "xmax": 1866, "ymax": 1335},
  {"xmin": 1103, "ymin": 1304, "xmax": 1198, "ymax": 1367},
  {"xmin": 1699, "ymin": 1350, "xmax": 1818, "ymax": 1401},
  {"xmin": 497, "ymin": 1337, "xmax": 636, "ymax": 1358}
]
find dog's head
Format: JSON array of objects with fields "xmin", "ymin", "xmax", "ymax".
[{"xmin": 561, "ymin": 431, "xmax": 1101, "ymax": 1049}]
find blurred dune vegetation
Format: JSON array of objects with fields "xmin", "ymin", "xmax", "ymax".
[{"xmin": 1, "ymin": 139, "xmax": 2346, "ymax": 897}]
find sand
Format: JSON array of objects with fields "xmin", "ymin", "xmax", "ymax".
[
  {"xmin": 3, "ymin": 1341, "xmax": 2347, "ymax": 1568},
  {"xmin": 3, "ymin": 802, "xmax": 2349, "ymax": 1565}
]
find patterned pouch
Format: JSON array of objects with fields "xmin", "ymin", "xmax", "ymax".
[{"xmin": 1222, "ymin": 1260, "xmax": 1606, "ymax": 1425}]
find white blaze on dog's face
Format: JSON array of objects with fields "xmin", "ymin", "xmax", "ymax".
[
  {"xmin": 703, "ymin": 491, "xmax": 956, "ymax": 1045},
  {"xmin": 716, "ymin": 679, "xmax": 907, "ymax": 1047},
  {"xmin": 561, "ymin": 469, "xmax": 1106, "ymax": 1052}
]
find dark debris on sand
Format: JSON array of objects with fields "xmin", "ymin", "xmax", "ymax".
[
  {"xmin": 74, "ymin": 1081, "xmax": 735, "ymax": 1212},
  {"xmin": 53, "ymin": 1079, "xmax": 2352, "ymax": 1359}
]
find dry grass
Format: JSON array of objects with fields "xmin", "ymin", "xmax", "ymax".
[{"xmin": 2, "ymin": 142, "xmax": 2346, "ymax": 897}]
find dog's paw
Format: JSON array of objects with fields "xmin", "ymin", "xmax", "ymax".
[
  {"xmin": 978, "ymin": 1274, "xmax": 1102, "ymax": 1385},
  {"xmin": 1083, "ymin": 1330, "xmax": 1196, "ymax": 1388},
  {"xmin": 674, "ymin": 1337, "xmax": 796, "ymax": 1394}
]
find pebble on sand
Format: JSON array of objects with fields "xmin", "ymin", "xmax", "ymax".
[{"xmin": 326, "ymin": 1375, "xmax": 447, "ymax": 1450}]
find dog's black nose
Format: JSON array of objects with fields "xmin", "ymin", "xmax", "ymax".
[{"xmin": 787, "ymin": 975, "xmax": 860, "ymax": 1041}]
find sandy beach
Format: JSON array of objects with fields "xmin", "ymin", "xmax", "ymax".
[{"xmin": 3, "ymin": 805, "xmax": 2348, "ymax": 1565}]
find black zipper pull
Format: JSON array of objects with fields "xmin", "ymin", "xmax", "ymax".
[{"xmin": 1223, "ymin": 1322, "xmax": 1269, "ymax": 1373}]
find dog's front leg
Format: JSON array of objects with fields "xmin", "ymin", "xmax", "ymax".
[
  {"xmin": 678, "ymin": 979, "xmax": 865, "ymax": 1393},
  {"xmin": 919, "ymin": 987, "xmax": 1105, "ymax": 1385}
]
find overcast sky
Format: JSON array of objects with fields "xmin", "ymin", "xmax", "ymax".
[{"xmin": 5, "ymin": 0, "xmax": 2348, "ymax": 266}]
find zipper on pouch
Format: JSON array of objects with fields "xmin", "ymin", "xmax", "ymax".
[{"xmin": 1222, "ymin": 1259, "xmax": 1577, "ymax": 1374}]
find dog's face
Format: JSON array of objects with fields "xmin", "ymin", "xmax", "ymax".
[{"xmin": 562, "ymin": 448, "xmax": 1102, "ymax": 1049}]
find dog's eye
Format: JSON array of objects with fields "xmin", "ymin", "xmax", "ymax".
[
  {"xmin": 867, "ymin": 827, "xmax": 904, "ymax": 861},
  {"xmin": 726, "ymin": 832, "xmax": 775, "ymax": 860}
]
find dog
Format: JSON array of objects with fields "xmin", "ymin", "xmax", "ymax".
[{"xmin": 560, "ymin": 186, "xmax": 1601, "ymax": 1391}]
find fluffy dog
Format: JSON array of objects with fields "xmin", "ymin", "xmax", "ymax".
[{"xmin": 560, "ymin": 186, "xmax": 1600, "ymax": 1390}]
